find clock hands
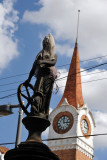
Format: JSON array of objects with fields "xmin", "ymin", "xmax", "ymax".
[
  {"xmin": 53, "ymin": 112, "xmax": 73, "ymax": 134},
  {"xmin": 81, "ymin": 119, "xmax": 88, "ymax": 134},
  {"xmin": 57, "ymin": 116, "xmax": 71, "ymax": 130}
]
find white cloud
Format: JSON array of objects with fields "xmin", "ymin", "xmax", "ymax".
[
  {"xmin": 22, "ymin": 0, "xmax": 107, "ymax": 60},
  {"xmin": 0, "ymin": 0, "xmax": 19, "ymax": 72},
  {"xmin": 81, "ymin": 69, "xmax": 107, "ymax": 111},
  {"xmin": 93, "ymin": 111, "xmax": 107, "ymax": 149},
  {"xmin": 56, "ymin": 44, "xmax": 74, "ymax": 57},
  {"xmin": 55, "ymin": 68, "xmax": 68, "ymax": 94}
]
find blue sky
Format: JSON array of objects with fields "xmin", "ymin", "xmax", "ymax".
[{"xmin": 0, "ymin": 0, "xmax": 107, "ymax": 159}]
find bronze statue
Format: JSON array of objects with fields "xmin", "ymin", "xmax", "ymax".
[
  {"xmin": 18, "ymin": 33, "xmax": 57, "ymax": 118},
  {"xmin": 7, "ymin": 34, "xmax": 60, "ymax": 160},
  {"xmin": 13, "ymin": 34, "xmax": 60, "ymax": 160}
]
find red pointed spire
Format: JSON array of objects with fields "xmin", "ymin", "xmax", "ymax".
[{"xmin": 58, "ymin": 40, "xmax": 84, "ymax": 108}]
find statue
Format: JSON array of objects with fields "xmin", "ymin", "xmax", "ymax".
[
  {"xmin": 5, "ymin": 34, "xmax": 60, "ymax": 160},
  {"xmin": 17, "ymin": 33, "xmax": 57, "ymax": 119}
]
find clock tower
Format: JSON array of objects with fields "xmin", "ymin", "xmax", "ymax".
[{"xmin": 48, "ymin": 40, "xmax": 95, "ymax": 160}]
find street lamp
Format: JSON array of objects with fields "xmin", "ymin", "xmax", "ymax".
[
  {"xmin": 0, "ymin": 104, "xmax": 23, "ymax": 147},
  {"xmin": 0, "ymin": 105, "xmax": 13, "ymax": 117}
]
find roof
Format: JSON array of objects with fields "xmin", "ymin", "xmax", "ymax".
[
  {"xmin": 58, "ymin": 41, "xmax": 84, "ymax": 109},
  {"xmin": 0, "ymin": 146, "xmax": 9, "ymax": 154}
]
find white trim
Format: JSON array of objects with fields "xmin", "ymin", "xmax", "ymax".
[
  {"xmin": 48, "ymin": 137, "xmax": 94, "ymax": 155},
  {"xmin": 77, "ymin": 137, "xmax": 94, "ymax": 150},
  {"xmin": 76, "ymin": 145, "xmax": 93, "ymax": 159},
  {"xmin": 50, "ymin": 144, "xmax": 76, "ymax": 151},
  {"xmin": 77, "ymin": 103, "xmax": 96, "ymax": 127},
  {"xmin": 0, "ymin": 152, "xmax": 4, "ymax": 160},
  {"xmin": 50, "ymin": 144, "xmax": 93, "ymax": 159}
]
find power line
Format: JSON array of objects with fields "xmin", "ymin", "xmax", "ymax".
[
  {"xmin": 58, "ymin": 76, "xmax": 107, "ymax": 89},
  {"xmin": 0, "ymin": 92, "xmax": 17, "ymax": 100},
  {"xmin": 80, "ymin": 54, "xmax": 107, "ymax": 63},
  {"xmin": 0, "ymin": 88, "xmax": 17, "ymax": 93},
  {"xmin": 0, "ymin": 142, "xmax": 15, "ymax": 146},
  {"xmin": 56, "ymin": 70, "xmax": 107, "ymax": 82},
  {"xmin": 0, "ymin": 88, "xmax": 33, "ymax": 100},
  {"xmin": 56, "ymin": 61, "xmax": 107, "ymax": 81},
  {"xmin": 81, "ymin": 70, "xmax": 107, "ymax": 77},
  {"xmin": 0, "ymin": 78, "xmax": 35, "ymax": 87},
  {"xmin": 0, "ymin": 64, "xmax": 106, "ymax": 88},
  {"xmin": 82, "ymin": 77, "xmax": 107, "ymax": 84},
  {"xmin": 0, "ymin": 73, "xmax": 28, "ymax": 81},
  {"xmin": 0, "ymin": 54, "xmax": 107, "ymax": 81},
  {"xmin": 0, "ymin": 75, "xmax": 107, "ymax": 100},
  {"xmin": 1, "ymin": 133, "xmax": 107, "ymax": 146},
  {"xmin": 44, "ymin": 133, "xmax": 107, "ymax": 141},
  {"xmin": 0, "ymin": 62, "xmax": 107, "ymax": 100},
  {"xmin": 0, "ymin": 61, "xmax": 106, "ymax": 88},
  {"xmin": 55, "ymin": 54, "xmax": 107, "ymax": 68},
  {"xmin": 57, "ymin": 70, "xmax": 107, "ymax": 82},
  {"xmin": 0, "ymin": 69, "xmax": 107, "ymax": 94},
  {"xmin": 0, "ymin": 80, "xmax": 23, "ymax": 87}
]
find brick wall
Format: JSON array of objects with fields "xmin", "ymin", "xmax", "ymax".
[
  {"xmin": 76, "ymin": 150, "xmax": 92, "ymax": 160},
  {"xmin": 53, "ymin": 149, "xmax": 92, "ymax": 160},
  {"xmin": 53, "ymin": 149, "xmax": 76, "ymax": 160}
]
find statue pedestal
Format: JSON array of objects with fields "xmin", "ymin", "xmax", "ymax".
[
  {"xmin": 4, "ymin": 142, "xmax": 59, "ymax": 160},
  {"xmin": 22, "ymin": 116, "xmax": 50, "ymax": 143},
  {"xmin": 5, "ymin": 116, "xmax": 59, "ymax": 160}
]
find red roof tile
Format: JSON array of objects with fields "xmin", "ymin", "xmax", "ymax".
[
  {"xmin": 0, "ymin": 146, "xmax": 9, "ymax": 154},
  {"xmin": 58, "ymin": 41, "xmax": 84, "ymax": 108}
]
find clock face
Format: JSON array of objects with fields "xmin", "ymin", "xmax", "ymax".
[
  {"xmin": 80, "ymin": 115, "xmax": 91, "ymax": 138},
  {"xmin": 57, "ymin": 115, "xmax": 71, "ymax": 130},
  {"xmin": 53, "ymin": 111, "xmax": 74, "ymax": 134},
  {"xmin": 81, "ymin": 119, "xmax": 88, "ymax": 134}
]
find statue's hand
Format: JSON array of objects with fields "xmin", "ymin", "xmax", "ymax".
[
  {"xmin": 37, "ymin": 60, "xmax": 45, "ymax": 67},
  {"xmin": 24, "ymin": 79, "xmax": 30, "ymax": 86},
  {"xmin": 40, "ymin": 64, "xmax": 45, "ymax": 67},
  {"xmin": 37, "ymin": 60, "xmax": 42, "ymax": 64}
]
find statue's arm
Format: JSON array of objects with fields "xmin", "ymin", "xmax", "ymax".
[
  {"xmin": 27, "ymin": 61, "xmax": 37, "ymax": 83},
  {"xmin": 25, "ymin": 52, "xmax": 42, "ymax": 83},
  {"xmin": 39, "ymin": 54, "xmax": 57, "ymax": 67}
]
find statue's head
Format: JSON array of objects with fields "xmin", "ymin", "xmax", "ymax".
[{"xmin": 42, "ymin": 33, "xmax": 56, "ymax": 58}]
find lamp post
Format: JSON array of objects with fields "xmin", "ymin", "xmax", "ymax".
[{"xmin": 0, "ymin": 104, "xmax": 23, "ymax": 147}]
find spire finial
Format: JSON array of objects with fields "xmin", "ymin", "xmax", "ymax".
[{"xmin": 76, "ymin": 10, "xmax": 80, "ymax": 43}]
